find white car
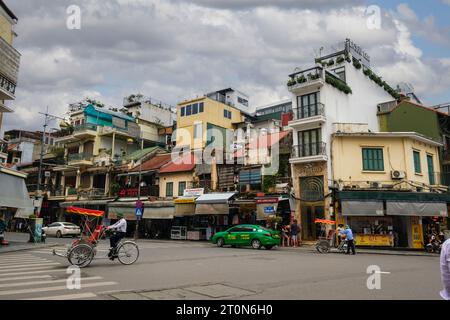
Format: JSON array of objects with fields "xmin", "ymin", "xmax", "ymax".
[{"xmin": 42, "ymin": 222, "xmax": 81, "ymax": 238}]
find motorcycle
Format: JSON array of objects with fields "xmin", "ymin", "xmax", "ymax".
[{"xmin": 425, "ymin": 234, "xmax": 442, "ymax": 253}]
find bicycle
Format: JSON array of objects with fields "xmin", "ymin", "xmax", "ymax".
[{"xmin": 53, "ymin": 206, "xmax": 139, "ymax": 268}]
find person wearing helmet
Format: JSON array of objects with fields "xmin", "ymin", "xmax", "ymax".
[
  {"xmin": 339, "ymin": 225, "xmax": 356, "ymax": 255},
  {"xmin": 107, "ymin": 212, "xmax": 127, "ymax": 259}
]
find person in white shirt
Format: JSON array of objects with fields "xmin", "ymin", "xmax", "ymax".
[
  {"xmin": 440, "ymin": 237, "xmax": 450, "ymax": 300},
  {"xmin": 107, "ymin": 212, "xmax": 127, "ymax": 259}
]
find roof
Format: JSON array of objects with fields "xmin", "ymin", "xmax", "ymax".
[
  {"xmin": 84, "ymin": 104, "xmax": 135, "ymax": 122},
  {"xmin": 124, "ymin": 146, "xmax": 165, "ymax": 162},
  {"xmin": 235, "ymin": 131, "xmax": 290, "ymax": 157},
  {"xmin": 130, "ymin": 153, "xmax": 172, "ymax": 172},
  {"xmin": 384, "ymin": 100, "xmax": 449, "ymax": 117},
  {"xmin": 0, "ymin": 0, "xmax": 18, "ymax": 21},
  {"xmin": 333, "ymin": 131, "xmax": 442, "ymax": 147},
  {"xmin": 196, "ymin": 192, "xmax": 237, "ymax": 204},
  {"xmin": 159, "ymin": 153, "xmax": 196, "ymax": 174}
]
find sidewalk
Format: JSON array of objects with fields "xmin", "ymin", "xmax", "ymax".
[{"xmin": 0, "ymin": 232, "xmax": 59, "ymax": 254}]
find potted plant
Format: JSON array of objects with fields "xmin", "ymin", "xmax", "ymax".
[
  {"xmin": 328, "ymin": 59, "xmax": 335, "ymax": 66},
  {"xmin": 336, "ymin": 56, "xmax": 345, "ymax": 64}
]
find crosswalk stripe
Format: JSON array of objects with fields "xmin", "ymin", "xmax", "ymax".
[
  {"xmin": 0, "ymin": 281, "xmax": 117, "ymax": 296},
  {"xmin": 0, "ymin": 262, "xmax": 60, "ymax": 270},
  {"xmin": 0, "ymin": 264, "xmax": 62, "ymax": 274},
  {"xmin": 0, "ymin": 275, "xmax": 52, "ymax": 282},
  {"xmin": 0, "ymin": 259, "xmax": 49, "ymax": 265},
  {"xmin": 0, "ymin": 269, "xmax": 67, "ymax": 277},
  {"xmin": 24, "ymin": 292, "xmax": 98, "ymax": 300},
  {"xmin": 0, "ymin": 276, "xmax": 103, "ymax": 289}
]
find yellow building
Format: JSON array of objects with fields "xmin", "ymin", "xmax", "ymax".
[
  {"xmin": 176, "ymin": 96, "xmax": 244, "ymax": 150},
  {"xmin": 0, "ymin": 0, "xmax": 20, "ymax": 163},
  {"xmin": 159, "ymin": 153, "xmax": 195, "ymax": 198},
  {"xmin": 332, "ymin": 131, "xmax": 449, "ymax": 249}
]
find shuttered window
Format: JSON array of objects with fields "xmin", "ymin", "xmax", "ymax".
[
  {"xmin": 413, "ymin": 151, "xmax": 421, "ymax": 174},
  {"xmin": 362, "ymin": 148, "xmax": 384, "ymax": 171}
]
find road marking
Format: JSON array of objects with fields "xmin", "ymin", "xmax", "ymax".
[
  {"xmin": 0, "ymin": 281, "xmax": 117, "ymax": 296},
  {"xmin": 0, "ymin": 259, "xmax": 50, "ymax": 265},
  {"xmin": 375, "ymin": 271, "xmax": 391, "ymax": 274},
  {"xmin": 0, "ymin": 269, "xmax": 67, "ymax": 277},
  {"xmin": 0, "ymin": 276, "xmax": 103, "ymax": 289},
  {"xmin": 24, "ymin": 292, "xmax": 98, "ymax": 300},
  {"xmin": 0, "ymin": 262, "xmax": 60, "ymax": 270},
  {"xmin": 0, "ymin": 275, "xmax": 52, "ymax": 282},
  {"xmin": 0, "ymin": 264, "xmax": 62, "ymax": 274}
]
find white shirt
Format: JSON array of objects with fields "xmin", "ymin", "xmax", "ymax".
[
  {"xmin": 440, "ymin": 238, "xmax": 450, "ymax": 300},
  {"xmin": 110, "ymin": 218, "xmax": 127, "ymax": 233}
]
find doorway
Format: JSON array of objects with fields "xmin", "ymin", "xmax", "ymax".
[
  {"xmin": 301, "ymin": 204, "xmax": 325, "ymax": 240},
  {"xmin": 392, "ymin": 216, "xmax": 409, "ymax": 248}
]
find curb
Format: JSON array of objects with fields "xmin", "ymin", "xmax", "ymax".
[
  {"xmin": 0, "ymin": 243, "xmax": 59, "ymax": 254},
  {"xmin": 278, "ymin": 246, "xmax": 439, "ymax": 257}
]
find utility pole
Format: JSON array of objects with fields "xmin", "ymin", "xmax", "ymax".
[
  {"xmin": 36, "ymin": 108, "xmax": 66, "ymax": 216},
  {"xmin": 134, "ymin": 135, "xmax": 144, "ymax": 240}
]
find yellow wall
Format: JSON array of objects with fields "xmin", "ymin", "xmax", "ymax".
[
  {"xmin": 176, "ymin": 97, "xmax": 243, "ymax": 149},
  {"xmin": 332, "ymin": 135, "xmax": 441, "ymax": 186},
  {"xmin": 159, "ymin": 172, "xmax": 194, "ymax": 198},
  {"xmin": 0, "ymin": 13, "xmax": 14, "ymax": 44}
]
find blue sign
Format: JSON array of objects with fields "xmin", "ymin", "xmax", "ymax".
[
  {"xmin": 135, "ymin": 208, "xmax": 143, "ymax": 220},
  {"xmin": 264, "ymin": 206, "xmax": 275, "ymax": 214}
]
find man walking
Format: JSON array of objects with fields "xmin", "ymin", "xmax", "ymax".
[
  {"xmin": 340, "ymin": 225, "xmax": 356, "ymax": 255},
  {"xmin": 290, "ymin": 219, "xmax": 300, "ymax": 247},
  {"xmin": 440, "ymin": 237, "xmax": 450, "ymax": 300}
]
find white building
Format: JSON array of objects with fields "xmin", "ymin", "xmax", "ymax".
[
  {"xmin": 206, "ymin": 88, "xmax": 250, "ymax": 113},
  {"xmin": 288, "ymin": 39, "xmax": 399, "ymax": 240}
]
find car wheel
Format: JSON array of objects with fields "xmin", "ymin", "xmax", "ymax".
[
  {"xmin": 217, "ymin": 238, "xmax": 225, "ymax": 247},
  {"xmin": 251, "ymin": 239, "xmax": 262, "ymax": 250},
  {"xmin": 56, "ymin": 231, "xmax": 62, "ymax": 238},
  {"xmin": 265, "ymin": 245, "xmax": 273, "ymax": 250}
]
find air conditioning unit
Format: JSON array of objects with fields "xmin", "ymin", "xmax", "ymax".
[{"xmin": 391, "ymin": 170, "xmax": 406, "ymax": 179}]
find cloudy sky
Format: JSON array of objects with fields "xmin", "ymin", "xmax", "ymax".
[{"xmin": 2, "ymin": 0, "xmax": 450, "ymax": 133}]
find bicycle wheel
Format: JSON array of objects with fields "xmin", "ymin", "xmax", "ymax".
[
  {"xmin": 316, "ymin": 240, "xmax": 330, "ymax": 253},
  {"xmin": 117, "ymin": 241, "xmax": 139, "ymax": 265},
  {"xmin": 68, "ymin": 244, "xmax": 94, "ymax": 268}
]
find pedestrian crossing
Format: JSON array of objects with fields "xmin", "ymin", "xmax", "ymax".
[{"xmin": 0, "ymin": 253, "xmax": 118, "ymax": 300}]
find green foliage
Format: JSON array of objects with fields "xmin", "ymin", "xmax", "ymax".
[
  {"xmin": 110, "ymin": 182, "xmax": 121, "ymax": 196},
  {"xmin": 287, "ymin": 78, "xmax": 296, "ymax": 86},
  {"xmin": 352, "ymin": 57, "xmax": 362, "ymax": 69},
  {"xmin": 263, "ymin": 175, "xmax": 277, "ymax": 193},
  {"xmin": 325, "ymin": 74, "xmax": 352, "ymax": 95},
  {"xmin": 327, "ymin": 59, "xmax": 335, "ymax": 66},
  {"xmin": 336, "ymin": 56, "xmax": 345, "ymax": 64},
  {"xmin": 296, "ymin": 75, "xmax": 307, "ymax": 84}
]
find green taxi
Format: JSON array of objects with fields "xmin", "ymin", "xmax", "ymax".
[{"xmin": 211, "ymin": 224, "xmax": 281, "ymax": 250}]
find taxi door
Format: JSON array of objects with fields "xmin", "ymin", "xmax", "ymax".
[{"xmin": 238, "ymin": 227, "xmax": 254, "ymax": 246}]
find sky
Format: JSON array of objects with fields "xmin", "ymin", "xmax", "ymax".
[{"xmin": 2, "ymin": 0, "xmax": 450, "ymax": 133}]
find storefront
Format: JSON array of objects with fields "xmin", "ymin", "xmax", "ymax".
[
  {"xmin": 193, "ymin": 192, "xmax": 236, "ymax": 240},
  {"xmin": 255, "ymin": 196, "xmax": 292, "ymax": 228},
  {"xmin": 337, "ymin": 191, "xmax": 450, "ymax": 249}
]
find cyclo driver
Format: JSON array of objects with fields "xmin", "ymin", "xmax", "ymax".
[{"xmin": 107, "ymin": 212, "xmax": 127, "ymax": 260}]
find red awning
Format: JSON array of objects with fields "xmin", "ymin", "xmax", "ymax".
[{"xmin": 66, "ymin": 206, "xmax": 105, "ymax": 217}]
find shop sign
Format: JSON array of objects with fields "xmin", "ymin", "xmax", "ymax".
[
  {"xmin": 298, "ymin": 163, "xmax": 326, "ymax": 177},
  {"xmin": 355, "ymin": 234, "xmax": 393, "ymax": 247},
  {"xmin": 184, "ymin": 188, "xmax": 204, "ymax": 197},
  {"xmin": 264, "ymin": 206, "xmax": 275, "ymax": 214},
  {"xmin": 256, "ymin": 198, "xmax": 279, "ymax": 204}
]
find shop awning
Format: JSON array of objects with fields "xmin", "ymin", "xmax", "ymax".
[
  {"xmin": 341, "ymin": 201, "xmax": 384, "ymax": 216},
  {"xmin": 0, "ymin": 171, "xmax": 34, "ymax": 218},
  {"xmin": 60, "ymin": 200, "xmax": 112, "ymax": 207},
  {"xmin": 195, "ymin": 193, "xmax": 236, "ymax": 204},
  {"xmin": 195, "ymin": 203, "xmax": 230, "ymax": 215},
  {"xmin": 174, "ymin": 197, "xmax": 196, "ymax": 204},
  {"xmin": 142, "ymin": 206, "xmax": 174, "ymax": 219},
  {"xmin": 107, "ymin": 206, "xmax": 136, "ymax": 221},
  {"xmin": 175, "ymin": 203, "xmax": 196, "ymax": 216},
  {"xmin": 107, "ymin": 201, "xmax": 175, "ymax": 220},
  {"xmin": 386, "ymin": 201, "xmax": 448, "ymax": 217},
  {"xmin": 337, "ymin": 191, "xmax": 450, "ymax": 202}
]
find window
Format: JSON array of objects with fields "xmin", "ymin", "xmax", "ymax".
[
  {"xmin": 178, "ymin": 181, "xmax": 186, "ymax": 196},
  {"xmin": 239, "ymin": 168, "xmax": 262, "ymax": 192},
  {"xmin": 333, "ymin": 67, "xmax": 346, "ymax": 82},
  {"xmin": 427, "ymin": 155, "xmax": 435, "ymax": 185},
  {"xmin": 297, "ymin": 92, "xmax": 319, "ymax": 119},
  {"xmin": 224, "ymin": 109, "xmax": 232, "ymax": 119},
  {"xmin": 181, "ymin": 107, "xmax": 185, "ymax": 117},
  {"xmin": 238, "ymin": 97, "xmax": 249, "ymax": 107},
  {"xmin": 362, "ymin": 148, "xmax": 384, "ymax": 171},
  {"xmin": 166, "ymin": 182, "xmax": 173, "ymax": 197},
  {"xmin": 193, "ymin": 103, "xmax": 198, "ymax": 114},
  {"xmin": 186, "ymin": 105, "xmax": 192, "ymax": 116},
  {"xmin": 194, "ymin": 123, "xmax": 202, "ymax": 139},
  {"xmin": 297, "ymin": 129, "xmax": 322, "ymax": 157},
  {"xmin": 413, "ymin": 151, "xmax": 421, "ymax": 174},
  {"xmin": 199, "ymin": 102, "xmax": 204, "ymax": 113}
]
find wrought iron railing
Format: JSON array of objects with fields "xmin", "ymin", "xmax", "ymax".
[
  {"xmin": 293, "ymin": 103, "xmax": 325, "ymax": 120},
  {"xmin": 292, "ymin": 142, "xmax": 327, "ymax": 158}
]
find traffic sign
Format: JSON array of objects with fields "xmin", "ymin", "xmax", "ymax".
[{"xmin": 135, "ymin": 207, "xmax": 143, "ymax": 220}]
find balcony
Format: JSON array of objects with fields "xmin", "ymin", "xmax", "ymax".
[
  {"xmin": 0, "ymin": 37, "xmax": 20, "ymax": 100},
  {"xmin": 287, "ymin": 66, "xmax": 324, "ymax": 95},
  {"xmin": 289, "ymin": 103, "xmax": 326, "ymax": 129},
  {"xmin": 68, "ymin": 152, "xmax": 93, "ymax": 166},
  {"xmin": 79, "ymin": 188, "xmax": 106, "ymax": 199},
  {"xmin": 73, "ymin": 123, "xmax": 98, "ymax": 139},
  {"xmin": 290, "ymin": 142, "xmax": 328, "ymax": 164}
]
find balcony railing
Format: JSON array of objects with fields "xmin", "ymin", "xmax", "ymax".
[
  {"xmin": 68, "ymin": 152, "xmax": 93, "ymax": 162},
  {"xmin": 79, "ymin": 188, "xmax": 106, "ymax": 199},
  {"xmin": 0, "ymin": 37, "xmax": 20, "ymax": 99},
  {"xmin": 67, "ymin": 187, "xmax": 77, "ymax": 196},
  {"xmin": 74, "ymin": 123, "xmax": 97, "ymax": 132},
  {"xmin": 293, "ymin": 103, "xmax": 325, "ymax": 120},
  {"xmin": 287, "ymin": 66, "xmax": 324, "ymax": 88},
  {"xmin": 118, "ymin": 186, "xmax": 160, "ymax": 198},
  {"xmin": 292, "ymin": 142, "xmax": 327, "ymax": 158}
]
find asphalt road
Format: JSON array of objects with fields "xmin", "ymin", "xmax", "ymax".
[{"xmin": 0, "ymin": 234, "xmax": 444, "ymax": 300}]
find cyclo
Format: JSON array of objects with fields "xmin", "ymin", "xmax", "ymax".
[
  {"xmin": 314, "ymin": 218, "xmax": 348, "ymax": 254},
  {"xmin": 53, "ymin": 206, "xmax": 139, "ymax": 268}
]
